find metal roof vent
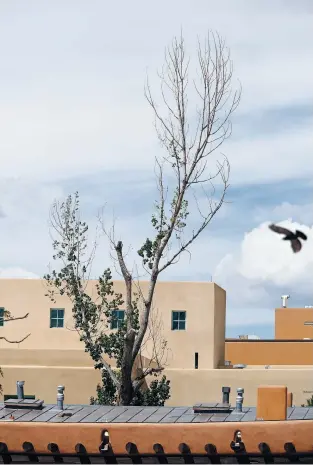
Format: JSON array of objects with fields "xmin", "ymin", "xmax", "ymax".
[
  {"xmin": 4, "ymin": 380, "xmax": 44, "ymax": 410},
  {"xmin": 281, "ymin": 295, "xmax": 290, "ymax": 308}
]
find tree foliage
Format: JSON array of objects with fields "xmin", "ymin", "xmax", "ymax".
[
  {"xmin": 45, "ymin": 193, "xmax": 170, "ymax": 404},
  {"xmin": 301, "ymin": 395, "xmax": 313, "ymax": 407},
  {"xmin": 90, "ymin": 369, "xmax": 170, "ymax": 407}
]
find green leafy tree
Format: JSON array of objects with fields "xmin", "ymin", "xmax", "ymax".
[
  {"xmin": 45, "ymin": 31, "xmax": 240, "ymax": 405},
  {"xmin": 301, "ymin": 395, "xmax": 313, "ymax": 407},
  {"xmin": 90, "ymin": 369, "xmax": 118, "ymax": 405}
]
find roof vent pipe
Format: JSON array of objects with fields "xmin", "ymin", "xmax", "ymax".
[
  {"xmin": 57, "ymin": 385, "xmax": 65, "ymax": 410},
  {"xmin": 281, "ymin": 295, "xmax": 290, "ymax": 308},
  {"xmin": 222, "ymin": 386, "xmax": 231, "ymax": 404},
  {"xmin": 235, "ymin": 388, "xmax": 244, "ymax": 413},
  {"xmin": 16, "ymin": 381, "xmax": 25, "ymax": 400}
]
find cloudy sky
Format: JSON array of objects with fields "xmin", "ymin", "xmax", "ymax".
[{"xmin": 0, "ymin": 0, "xmax": 312, "ymax": 338}]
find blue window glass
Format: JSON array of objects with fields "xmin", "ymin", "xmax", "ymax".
[
  {"xmin": 171, "ymin": 311, "xmax": 186, "ymax": 330},
  {"xmin": 0, "ymin": 308, "xmax": 4, "ymax": 327},
  {"xmin": 111, "ymin": 310, "xmax": 125, "ymax": 329},
  {"xmin": 50, "ymin": 308, "xmax": 64, "ymax": 328}
]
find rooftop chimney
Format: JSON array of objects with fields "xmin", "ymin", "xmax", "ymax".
[
  {"xmin": 281, "ymin": 295, "xmax": 290, "ymax": 308},
  {"xmin": 57, "ymin": 385, "xmax": 65, "ymax": 410},
  {"xmin": 16, "ymin": 381, "xmax": 25, "ymax": 400}
]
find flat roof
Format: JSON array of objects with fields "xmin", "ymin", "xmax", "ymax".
[
  {"xmin": 225, "ymin": 339, "xmax": 313, "ymax": 342},
  {"xmin": 0, "ymin": 403, "xmax": 312, "ymax": 423}
]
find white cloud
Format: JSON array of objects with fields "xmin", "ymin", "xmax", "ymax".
[
  {"xmin": 0, "ymin": 180, "xmax": 64, "ymax": 274},
  {"xmin": 238, "ymin": 221, "xmax": 313, "ymax": 290},
  {"xmin": 253, "ymin": 202, "xmax": 313, "ymax": 228},
  {"xmin": 0, "ymin": 0, "xmax": 312, "ymax": 318},
  {"xmin": 215, "ymin": 219, "xmax": 313, "ymax": 325},
  {"xmin": 0, "ymin": 267, "xmax": 39, "ymax": 279},
  {"xmin": 226, "ymin": 123, "xmax": 313, "ymax": 185},
  {"xmin": 0, "ymin": 0, "xmax": 311, "ymax": 183}
]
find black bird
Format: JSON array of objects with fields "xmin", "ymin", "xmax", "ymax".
[{"xmin": 269, "ymin": 224, "xmax": 307, "ymax": 253}]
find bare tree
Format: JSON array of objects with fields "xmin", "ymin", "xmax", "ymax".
[
  {"xmin": 46, "ymin": 31, "xmax": 240, "ymax": 405},
  {"xmin": 0, "ymin": 310, "xmax": 30, "ymax": 393},
  {"xmin": 112, "ymin": 31, "xmax": 240, "ymax": 403},
  {"xmin": 0, "ymin": 310, "xmax": 30, "ymax": 344}
]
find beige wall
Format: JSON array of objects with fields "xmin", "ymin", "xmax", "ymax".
[
  {"xmin": 2, "ymin": 363, "xmax": 313, "ymax": 407},
  {"xmin": 0, "ymin": 280, "xmax": 227, "ymax": 370},
  {"xmin": 213, "ymin": 284, "xmax": 226, "ymax": 368},
  {"xmin": 275, "ymin": 308, "xmax": 313, "ymax": 339},
  {"xmin": 1, "ymin": 365, "xmax": 101, "ymax": 404},
  {"xmin": 0, "ymin": 279, "xmax": 226, "ymax": 402},
  {"xmin": 225, "ymin": 341, "xmax": 313, "ymax": 365},
  {"xmin": 2, "ymin": 279, "xmax": 311, "ymax": 408},
  {"xmin": 165, "ymin": 368, "xmax": 313, "ymax": 406}
]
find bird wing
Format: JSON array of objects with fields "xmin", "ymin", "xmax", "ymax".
[
  {"xmin": 268, "ymin": 224, "xmax": 292, "ymax": 235},
  {"xmin": 296, "ymin": 230, "xmax": 307, "ymax": 240},
  {"xmin": 291, "ymin": 239, "xmax": 302, "ymax": 253}
]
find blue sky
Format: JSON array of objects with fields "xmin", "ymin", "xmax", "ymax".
[{"xmin": 0, "ymin": 0, "xmax": 312, "ymax": 339}]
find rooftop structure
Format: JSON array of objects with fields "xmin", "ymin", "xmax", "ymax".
[{"xmin": 0, "ymin": 385, "xmax": 313, "ymax": 463}]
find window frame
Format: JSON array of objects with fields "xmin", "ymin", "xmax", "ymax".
[
  {"xmin": 50, "ymin": 308, "xmax": 65, "ymax": 328},
  {"xmin": 111, "ymin": 309, "xmax": 125, "ymax": 330},
  {"xmin": 171, "ymin": 310, "xmax": 186, "ymax": 331},
  {"xmin": 0, "ymin": 307, "xmax": 4, "ymax": 327}
]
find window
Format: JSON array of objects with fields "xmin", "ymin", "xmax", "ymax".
[
  {"xmin": 171, "ymin": 311, "xmax": 186, "ymax": 330},
  {"xmin": 0, "ymin": 308, "xmax": 4, "ymax": 327},
  {"xmin": 50, "ymin": 309, "xmax": 64, "ymax": 328},
  {"xmin": 195, "ymin": 352, "xmax": 199, "ymax": 369},
  {"xmin": 111, "ymin": 310, "xmax": 125, "ymax": 330}
]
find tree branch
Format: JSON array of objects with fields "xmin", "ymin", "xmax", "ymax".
[
  {"xmin": 4, "ymin": 313, "xmax": 29, "ymax": 323},
  {"xmin": 0, "ymin": 333, "xmax": 31, "ymax": 344}
]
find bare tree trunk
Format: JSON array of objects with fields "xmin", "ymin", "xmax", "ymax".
[
  {"xmin": 115, "ymin": 240, "xmax": 137, "ymax": 405},
  {"xmin": 120, "ymin": 330, "xmax": 135, "ymax": 405}
]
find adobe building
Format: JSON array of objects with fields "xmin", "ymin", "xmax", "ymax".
[
  {"xmin": 225, "ymin": 305, "xmax": 313, "ymax": 365},
  {"xmin": 1, "ymin": 279, "xmax": 313, "ymax": 407}
]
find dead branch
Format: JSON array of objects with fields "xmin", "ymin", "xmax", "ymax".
[
  {"xmin": 0, "ymin": 333, "xmax": 31, "ymax": 344},
  {"xmin": 131, "ymin": 31, "xmax": 240, "ymax": 365},
  {"xmin": 4, "ymin": 313, "xmax": 29, "ymax": 323}
]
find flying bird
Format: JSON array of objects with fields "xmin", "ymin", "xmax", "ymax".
[{"xmin": 268, "ymin": 224, "xmax": 307, "ymax": 253}]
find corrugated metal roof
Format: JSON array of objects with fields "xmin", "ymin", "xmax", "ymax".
[{"xmin": 0, "ymin": 403, "xmax": 311, "ymax": 423}]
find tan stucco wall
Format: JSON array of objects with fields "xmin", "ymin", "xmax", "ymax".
[
  {"xmin": 275, "ymin": 308, "xmax": 313, "ymax": 339},
  {"xmin": 0, "ymin": 279, "xmax": 225, "ymax": 370},
  {"xmin": 164, "ymin": 368, "xmax": 313, "ymax": 406},
  {"xmin": 213, "ymin": 284, "xmax": 226, "ymax": 369},
  {"xmin": 2, "ymin": 279, "xmax": 311, "ymax": 407},
  {"xmin": 1, "ymin": 365, "xmax": 102, "ymax": 404},
  {"xmin": 225, "ymin": 341, "xmax": 313, "ymax": 365},
  {"xmin": 2, "ymin": 364, "xmax": 313, "ymax": 407}
]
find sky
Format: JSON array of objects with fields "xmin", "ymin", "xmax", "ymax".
[{"xmin": 0, "ymin": 0, "xmax": 312, "ymax": 338}]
